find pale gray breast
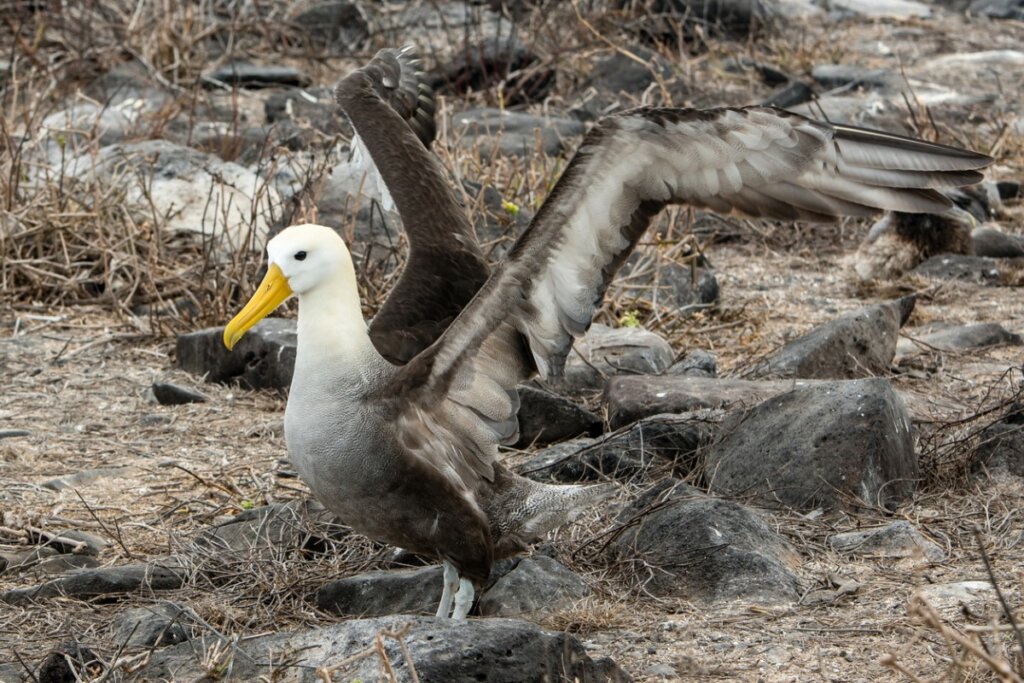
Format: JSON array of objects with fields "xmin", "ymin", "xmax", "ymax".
[{"xmin": 284, "ymin": 356, "xmax": 397, "ymax": 513}]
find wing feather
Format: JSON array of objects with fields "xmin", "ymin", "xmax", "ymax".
[{"xmin": 387, "ymin": 104, "xmax": 991, "ymax": 480}]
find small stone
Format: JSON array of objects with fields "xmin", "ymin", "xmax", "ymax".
[
  {"xmin": 479, "ymin": 556, "xmax": 590, "ymax": 617},
  {"xmin": 913, "ymin": 254, "xmax": 1010, "ymax": 284},
  {"xmin": 703, "ymin": 378, "xmax": 918, "ymax": 511},
  {"xmin": 972, "ymin": 404, "xmax": 1024, "ymax": 477},
  {"xmin": 762, "ymin": 80, "xmax": 815, "ymax": 108},
  {"xmin": 515, "ymin": 386, "xmax": 602, "ymax": 447},
  {"xmin": 829, "ymin": 521, "xmax": 945, "ymax": 561},
  {"xmin": 34, "ymin": 554, "xmax": 102, "ymax": 575},
  {"xmin": 290, "ymin": 1, "xmax": 369, "ymax": 49},
  {"xmin": 667, "ymin": 350, "xmax": 717, "ymax": 377},
  {"xmin": 588, "ymin": 46, "xmax": 673, "ymax": 96},
  {"xmin": 521, "ymin": 413, "xmax": 716, "ymax": 483},
  {"xmin": 38, "ymin": 529, "xmax": 108, "ymax": 556},
  {"xmin": 151, "ymin": 382, "xmax": 208, "ymax": 406},
  {"xmin": 111, "ymin": 603, "xmax": 195, "ymax": 648},
  {"xmin": 203, "ymin": 62, "xmax": 310, "ymax": 88},
  {"xmin": 969, "ymin": 0, "xmax": 1024, "ymax": 20},
  {"xmin": 176, "ymin": 318, "xmax": 296, "ymax": 388},
  {"xmin": 916, "ymin": 581, "xmax": 997, "ymax": 618},
  {"xmin": 550, "ymin": 323, "xmax": 675, "ymax": 394},
  {"xmin": 896, "ymin": 323, "xmax": 1022, "ymax": 359},
  {"xmin": 0, "ymin": 429, "xmax": 31, "ymax": 439},
  {"xmin": 750, "ymin": 297, "xmax": 914, "ymax": 380},
  {"xmin": 1, "ymin": 561, "xmax": 187, "ymax": 604},
  {"xmin": 972, "ymin": 227, "xmax": 1024, "ymax": 258},
  {"xmin": 453, "ymin": 108, "xmax": 584, "ymax": 158},
  {"xmin": 316, "ymin": 566, "xmax": 444, "ymax": 617},
  {"xmin": 37, "ymin": 642, "xmax": 102, "ymax": 683},
  {"xmin": 827, "ymin": 0, "xmax": 932, "ymax": 18},
  {"xmin": 811, "ymin": 64, "xmax": 898, "ymax": 91},
  {"xmin": 610, "ymin": 487, "xmax": 799, "ymax": 604},
  {"xmin": 645, "ymin": 663, "xmax": 678, "ymax": 678},
  {"xmin": 197, "ymin": 499, "xmax": 346, "ymax": 558},
  {"xmin": 41, "ymin": 466, "xmax": 139, "ymax": 492}
]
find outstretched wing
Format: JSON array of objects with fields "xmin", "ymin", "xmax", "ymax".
[
  {"xmin": 335, "ymin": 47, "xmax": 490, "ymax": 364},
  {"xmin": 393, "ymin": 105, "xmax": 991, "ymax": 405}
]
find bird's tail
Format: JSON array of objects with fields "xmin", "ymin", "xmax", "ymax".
[{"xmin": 518, "ymin": 480, "xmax": 617, "ymax": 541}]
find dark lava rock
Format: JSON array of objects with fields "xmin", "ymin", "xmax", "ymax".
[
  {"xmin": 177, "ymin": 317, "xmax": 295, "ymax": 389},
  {"xmin": 619, "ymin": 254, "xmax": 720, "ymax": 315},
  {"xmin": 111, "ymin": 603, "xmax": 194, "ymax": 648},
  {"xmin": 667, "ymin": 350, "xmax": 717, "ymax": 377},
  {"xmin": 316, "ymin": 566, "xmax": 444, "ymax": 617},
  {"xmin": 549, "ymin": 324, "xmax": 675, "ymax": 395},
  {"xmin": 811, "ymin": 64, "xmax": 899, "ymax": 91},
  {"xmin": 0, "ymin": 429, "xmax": 30, "ymax": 439},
  {"xmin": 619, "ymin": 0, "xmax": 778, "ymax": 42},
  {"xmin": 433, "ymin": 35, "xmax": 554, "ymax": 106},
  {"xmin": 972, "ymin": 227, "xmax": 1024, "ymax": 258},
  {"xmin": 973, "ymin": 404, "xmax": 1024, "ymax": 477},
  {"xmin": 750, "ymin": 297, "xmax": 915, "ymax": 380},
  {"xmin": 521, "ymin": 413, "xmax": 716, "ymax": 483},
  {"xmin": 452, "ymin": 108, "xmax": 585, "ymax": 157},
  {"xmin": 136, "ymin": 615, "xmax": 632, "ymax": 682},
  {"xmin": 1, "ymin": 560, "xmax": 187, "ymax": 604},
  {"xmin": 290, "ymin": 0, "xmax": 369, "ymax": 49},
  {"xmin": 896, "ymin": 322, "xmax": 1022, "ymax": 358},
  {"xmin": 34, "ymin": 554, "xmax": 101, "ymax": 575},
  {"xmin": 36, "ymin": 642, "xmax": 102, "ymax": 683},
  {"xmin": 516, "ymin": 385, "xmax": 602, "ymax": 447},
  {"xmin": 197, "ymin": 499, "xmax": 346, "ymax": 558},
  {"xmin": 588, "ymin": 46, "xmax": 673, "ymax": 96},
  {"xmin": 605, "ymin": 376, "xmax": 811, "ymax": 429},
  {"xmin": 203, "ymin": 62, "xmax": 310, "ymax": 88},
  {"xmin": 829, "ymin": 521, "xmax": 945, "ymax": 561},
  {"xmin": 479, "ymin": 556, "xmax": 590, "ymax": 617},
  {"xmin": 969, "ymin": 0, "xmax": 1024, "ymax": 19},
  {"xmin": 264, "ymin": 86, "xmax": 352, "ymax": 137},
  {"xmin": 610, "ymin": 483, "xmax": 799, "ymax": 604},
  {"xmin": 704, "ymin": 378, "xmax": 918, "ymax": 511},
  {"xmin": 151, "ymin": 381, "xmax": 207, "ymax": 405},
  {"xmin": 40, "ymin": 466, "xmax": 139, "ymax": 492},
  {"xmin": 913, "ymin": 254, "xmax": 1013, "ymax": 284},
  {"xmin": 763, "ymin": 80, "xmax": 815, "ymax": 108}
]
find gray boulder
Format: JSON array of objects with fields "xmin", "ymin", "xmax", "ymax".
[
  {"xmin": 973, "ymin": 404, "xmax": 1024, "ymax": 477},
  {"xmin": 750, "ymin": 297, "xmax": 915, "ymax": 380},
  {"xmin": 135, "ymin": 616, "xmax": 631, "ymax": 682},
  {"xmin": 452, "ymin": 108, "xmax": 584, "ymax": 157},
  {"xmin": 611, "ymin": 482, "xmax": 799, "ymax": 604},
  {"xmin": 197, "ymin": 499, "xmax": 347, "ymax": 558},
  {"xmin": 971, "ymin": 226, "xmax": 1024, "ymax": 258},
  {"xmin": 549, "ymin": 324, "xmax": 675, "ymax": 394},
  {"xmin": 704, "ymin": 378, "xmax": 918, "ymax": 511},
  {"xmin": 111, "ymin": 603, "xmax": 195, "ymax": 648},
  {"xmin": 829, "ymin": 521, "xmax": 945, "ymax": 561},
  {"xmin": 1, "ymin": 560, "xmax": 186, "ymax": 605},
  {"xmin": 176, "ymin": 317, "xmax": 296, "ymax": 388},
  {"xmin": 667, "ymin": 349, "xmax": 717, "ymax": 377},
  {"xmin": 913, "ymin": 254, "xmax": 1013, "ymax": 284},
  {"xmin": 520, "ymin": 413, "xmax": 716, "ymax": 483},
  {"xmin": 896, "ymin": 322, "xmax": 1022, "ymax": 359},
  {"xmin": 479, "ymin": 556, "xmax": 590, "ymax": 617},
  {"xmin": 316, "ymin": 566, "xmax": 444, "ymax": 617},
  {"xmin": 516, "ymin": 385, "xmax": 602, "ymax": 447}
]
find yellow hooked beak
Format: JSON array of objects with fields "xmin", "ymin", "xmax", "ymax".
[{"xmin": 223, "ymin": 264, "xmax": 292, "ymax": 350}]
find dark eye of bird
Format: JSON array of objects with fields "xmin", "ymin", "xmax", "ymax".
[{"xmin": 295, "ymin": 251, "xmax": 307, "ymax": 261}]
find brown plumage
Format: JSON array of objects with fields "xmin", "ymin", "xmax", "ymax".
[{"xmin": 224, "ymin": 47, "xmax": 992, "ymax": 618}]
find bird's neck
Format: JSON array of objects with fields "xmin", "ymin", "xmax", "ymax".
[{"xmin": 294, "ymin": 271, "xmax": 380, "ymax": 376}]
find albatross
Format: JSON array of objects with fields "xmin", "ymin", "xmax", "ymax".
[{"xmin": 222, "ymin": 47, "xmax": 992, "ymax": 619}]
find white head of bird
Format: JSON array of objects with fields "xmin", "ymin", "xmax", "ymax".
[{"xmin": 223, "ymin": 224, "xmax": 364, "ymax": 352}]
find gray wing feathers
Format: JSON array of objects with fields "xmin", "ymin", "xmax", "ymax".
[{"xmin": 393, "ymin": 104, "xmax": 991, "ymax": 460}]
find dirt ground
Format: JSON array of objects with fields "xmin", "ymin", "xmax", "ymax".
[{"xmin": 2, "ymin": 2, "xmax": 1024, "ymax": 681}]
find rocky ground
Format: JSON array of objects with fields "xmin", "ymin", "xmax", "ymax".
[{"xmin": 2, "ymin": 0, "xmax": 1024, "ymax": 681}]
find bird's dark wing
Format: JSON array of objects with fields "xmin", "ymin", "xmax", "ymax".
[
  {"xmin": 390, "ymin": 105, "xmax": 991, "ymax": 419},
  {"xmin": 335, "ymin": 47, "xmax": 490, "ymax": 364}
]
